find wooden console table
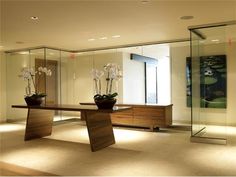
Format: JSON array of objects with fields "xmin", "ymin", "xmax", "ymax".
[
  {"xmin": 12, "ymin": 104, "xmax": 131, "ymax": 152},
  {"xmin": 80, "ymin": 103, "xmax": 173, "ymax": 131}
]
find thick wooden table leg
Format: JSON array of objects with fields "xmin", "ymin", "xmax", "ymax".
[
  {"xmin": 25, "ymin": 109, "xmax": 54, "ymax": 140},
  {"xmin": 85, "ymin": 111, "xmax": 115, "ymax": 152}
]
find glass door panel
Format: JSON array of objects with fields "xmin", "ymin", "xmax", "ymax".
[
  {"xmin": 190, "ymin": 24, "xmax": 229, "ymax": 143},
  {"xmin": 191, "ymin": 30, "xmax": 205, "ymax": 136}
]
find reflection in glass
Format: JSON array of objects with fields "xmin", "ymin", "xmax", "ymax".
[{"xmin": 146, "ymin": 64, "xmax": 157, "ymax": 104}]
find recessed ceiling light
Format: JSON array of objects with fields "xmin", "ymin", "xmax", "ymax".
[
  {"xmin": 31, "ymin": 16, "xmax": 39, "ymax": 20},
  {"xmin": 16, "ymin": 41, "xmax": 24, "ymax": 44},
  {"xmin": 141, "ymin": 0, "xmax": 149, "ymax": 4},
  {"xmin": 211, "ymin": 39, "xmax": 219, "ymax": 42},
  {"xmin": 19, "ymin": 51, "xmax": 29, "ymax": 55},
  {"xmin": 180, "ymin": 15, "xmax": 194, "ymax": 20},
  {"xmin": 88, "ymin": 38, "xmax": 95, "ymax": 41},
  {"xmin": 112, "ymin": 35, "xmax": 121, "ymax": 38},
  {"xmin": 99, "ymin": 37, "xmax": 108, "ymax": 40}
]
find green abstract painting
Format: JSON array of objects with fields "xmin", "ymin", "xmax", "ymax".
[{"xmin": 186, "ymin": 55, "xmax": 227, "ymax": 108}]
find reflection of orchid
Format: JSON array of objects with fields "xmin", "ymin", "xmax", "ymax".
[
  {"xmin": 19, "ymin": 67, "xmax": 52, "ymax": 96},
  {"xmin": 91, "ymin": 63, "xmax": 122, "ymax": 98},
  {"xmin": 91, "ymin": 69, "xmax": 104, "ymax": 94}
]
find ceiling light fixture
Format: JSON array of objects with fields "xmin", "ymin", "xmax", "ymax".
[
  {"xmin": 100, "ymin": 37, "xmax": 108, "ymax": 40},
  {"xmin": 180, "ymin": 15, "xmax": 194, "ymax": 20},
  {"xmin": 112, "ymin": 35, "xmax": 121, "ymax": 38},
  {"xmin": 19, "ymin": 51, "xmax": 29, "ymax": 55},
  {"xmin": 31, "ymin": 16, "xmax": 39, "ymax": 20},
  {"xmin": 211, "ymin": 39, "xmax": 219, "ymax": 42},
  {"xmin": 16, "ymin": 41, "xmax": 24, "ymax": 44},
  {"xmin": 88, "ymin": 38, "xmax": 95, "ymax": 41},
  {"xmin": 141, "ymin": 0, "xmax": 149, "ymax": 4}
]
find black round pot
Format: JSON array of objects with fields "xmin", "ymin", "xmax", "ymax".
[
  {"xmin": 25, "ymin": 96, "xmax": 44, "ymax": 106},
  {"xmin": 94, "ymin": 99, "xmax": 116, "ymax": 109}
]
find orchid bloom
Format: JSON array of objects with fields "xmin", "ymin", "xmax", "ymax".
[
  {"xmin": 91, "ymin": 63, "xmax": 123, "ymax": 95},
  {"xmin": 19, "ymin": 66, "xmax": 52, "ymax": 96}
]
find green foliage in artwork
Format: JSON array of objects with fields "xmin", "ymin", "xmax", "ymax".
[{"xmin": 203, "ymin": 77, "xmax": 217, "ymax": 85}]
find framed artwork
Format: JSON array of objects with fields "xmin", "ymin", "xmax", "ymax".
[{"xmin": 186, "ymin": 55, "xmax": 227, "ymax": 108}]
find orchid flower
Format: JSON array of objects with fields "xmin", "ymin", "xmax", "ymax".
[
  {"xmin": 91, "ymin": 63, "xmax": 122, "ymax": 96},
  {"xmin": 19, "ymin": 66, "xmax": 52, "ymax": 96}
]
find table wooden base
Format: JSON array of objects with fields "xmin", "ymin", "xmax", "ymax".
[
  {"xmin": 84, "ymin": 111, "xmax": 115, "ymax": 152},
  {"xmin": 24, "ymin": 108, "xmax": 115, "ymax": 152},
  {"xmin": 25, "ymin": 109, "xmax": 54, "ymax": 140}
]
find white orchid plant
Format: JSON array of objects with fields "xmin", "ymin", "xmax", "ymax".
[
  {"xmin": 91, "ymin": 63, "xmax": 122, "ymax": 101},
  {"xmin": 19, "ymin": 66, "xmax": 52, "ymax": 98}
]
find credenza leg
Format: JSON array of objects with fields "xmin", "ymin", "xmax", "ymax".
[
  {"xmin": 85, "ymin": 111, "xmax": 115, "ymax": 152},
  {"xmin": 25, "ymin": 109, "xmax": 55, "ymax": 141}
]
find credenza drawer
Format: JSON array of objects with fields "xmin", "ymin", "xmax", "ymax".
[
  {"xmin": 133, "ymin": 118, "xmax": 152, "ymax": 126},
  {"xmin": 133, "ymin": 107, "xmax": 164, "ymax": 117},
  {"xmin": 112, "ymin": 109, "xmax": 133, "ymax": 116},
  {"xmin": 111, "ymin": 115, "xmax": 133, "ymax": 125}
]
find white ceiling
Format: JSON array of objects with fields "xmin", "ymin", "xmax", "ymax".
[{"xmin": 1, "ymin": 0, "xmax": 236, "ymax": 51}]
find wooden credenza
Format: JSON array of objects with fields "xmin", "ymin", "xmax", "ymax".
[{"xmin": 80, "ymin": 103, "xmax": 173, "ymax": 131}]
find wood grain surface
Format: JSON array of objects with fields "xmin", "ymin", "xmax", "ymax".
[
  {"xmin": 85, "ymin": 111, "xmax": 115, "ymax": 152},
  {"xmin": 25, "ymin": 109, "xmax": 54, "ymax": 140}
]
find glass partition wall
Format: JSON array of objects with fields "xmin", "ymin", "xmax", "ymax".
[
  {"xmin": 6, "ymin": 44, "xmax": 172, "ymax": 123},
  {"xmin": 6, "ymin": 48, "xmax": 72, "ymax": 122},
  {"xmin": 190, "ymin": 22, "xmax": 236, "ymax": 144}
]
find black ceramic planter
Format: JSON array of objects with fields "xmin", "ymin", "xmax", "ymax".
[
  {"xmin": 25, "ymin": 96, "xmax": 45, "ymax": 106},
  {"xmin": 94, "ymin": 99, "xmax": 116, "ymax": 109}
]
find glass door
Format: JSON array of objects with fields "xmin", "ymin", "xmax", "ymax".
[{"xmin": 190, "ymin": 24, "xmax": 230, "ymax": 144}]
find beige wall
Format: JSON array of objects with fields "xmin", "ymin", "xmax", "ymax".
[
  {"xmin": 6, "ymin": 53, "xmax": 28, "ymax": 121},
  {"xmin": 123, "ymin": 52, "xmax": 145, "ymax": 104},
  {"xmin": 171, "ymin": 42, "xmax": 236, "ymax": 126},
  {"xmin": 60, "ymin": 52, "xmax": 124, "ymax": 104},
  {"xmin": 0, "ymin": 52, "xmax": 7, "ymax": 122}
]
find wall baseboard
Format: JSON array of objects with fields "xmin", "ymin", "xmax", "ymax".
[{"xmin": 6, "ymin": 118, "xmax": 26, "ymax": 123}]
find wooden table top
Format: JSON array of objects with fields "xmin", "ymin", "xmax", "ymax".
[
  {"xmin": 80, "ymin": 102, "xmax": 173, "ymax": 107},
  {"xmin": 12, "ymin": 104, "xmax": 131, "ymax": 113}
]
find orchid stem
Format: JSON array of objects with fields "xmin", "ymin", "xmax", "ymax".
[
  {"xmin": 94, "ymin": 79, "xmax": 98, "ymax": 94},
  {"xmin": 30, "ymin": 74, "xmax": 36, "ymax": 94},
  {"xmin": 109, "ymin": 79, "xmax": 113, "ymax": 94},
  {"xmin": 99, "ymin": 79, "xmax": 101, "ymax": 94}
]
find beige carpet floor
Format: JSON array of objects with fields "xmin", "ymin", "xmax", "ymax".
[{"xmin": 0, "ymin": 121, "xmax": 236, "ymax": 176}]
